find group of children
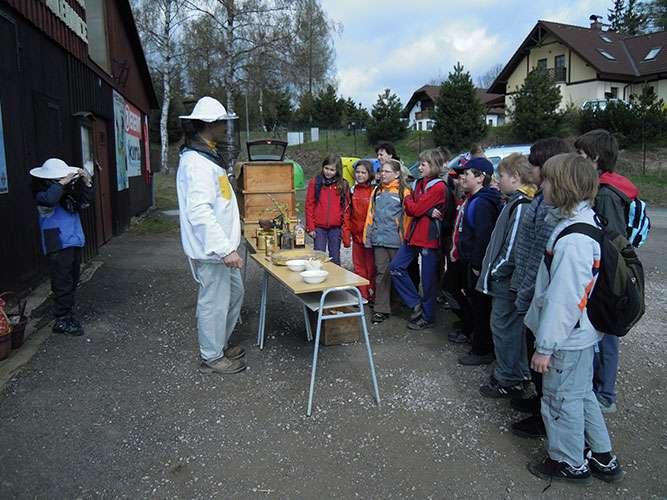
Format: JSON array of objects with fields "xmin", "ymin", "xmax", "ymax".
[{"xmin": 305, "ymin": 130, "xmax": 641, "ymax": 486}]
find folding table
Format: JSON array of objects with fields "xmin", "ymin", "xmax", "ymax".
[{"xmin": 249, "ymin": 253, "xmax": 381, "ymax": 416}]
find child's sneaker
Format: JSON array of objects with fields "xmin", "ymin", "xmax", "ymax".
[
  {"xmin": 586, "ymin": 451, "xmax": 625, "ymax": 483},
  {"xmin": 479, "ymin": 375, "xmax": 524, "ymax": 399},
  {"xmin": 407, "ymin": 316, "xmax": 434, "ymax": 330},
  {"xmin": 527, "ymin": 456, "xmax": 592, "ymax": 485}
]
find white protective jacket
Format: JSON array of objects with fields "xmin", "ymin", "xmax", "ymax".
[
  {"xmin": 524, "ymin": 202, "xmax": 603, "ymax": 356},
  {"xmin": 176, "ymin": 149, "xmax": 240, "ymax": 261}
]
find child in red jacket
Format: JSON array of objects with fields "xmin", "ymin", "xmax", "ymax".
[
  {"xmin": 390, "ymin": 149, "xmax": 450, "ymax": 330},
  {"xmin": 305, "ymin": 155, "xmax": 350, "ymax": 265},
  {"xmin": 350, "ymin": 160, "xmax": 375, "ymax": 300}
]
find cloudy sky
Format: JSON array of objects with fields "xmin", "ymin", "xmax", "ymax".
[{"xmin": 320, "ymin": 0, "xmax": 611, "ymax": 108}]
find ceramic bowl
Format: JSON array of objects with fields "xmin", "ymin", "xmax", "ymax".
[
  {"xmin": 300, "ymin": 269, "xmax": 329, "ymax": 284},
  {"xmin": 286, "ymin": 259, "xmax": 308, "ymax": 272}
]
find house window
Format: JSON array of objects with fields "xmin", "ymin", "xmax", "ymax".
[
  {"xmin": 600, "ymin": 34, "xmax": 613, "ymax": 43},
  {"xmin": 418, "ymin": 122, "xmax": 422, "ymax": 131},
  {"xmin": 80, "ymin": 125, "xmax": 95, "ymax": 177},
  {"xmin": 597, "ymin": 49, "xmax": 616, "ymax": 60},
  {"xmin": 488, "ymin": 119, "xmax": 493, "ymax": 126},
  {"xmin": 644, "ymin": 47, "xmax": 662, "ymax": 61},
  {"xmin": 554, "ymin": 55, "xmax": 566, "ymax": 82},
  {"xmin": 537, "ymin": 58, "xmax": 547, "ymax": 70},
  {"xmin": 87, "ymin": 0, "xmax": 110, "ymax": 72},
  {"xmin": 610, "ymin": 87, "xmax": 619, "ymax": 99}
]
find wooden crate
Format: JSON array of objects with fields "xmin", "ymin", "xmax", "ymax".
[
  {"xmin": 238, "ymin": 191, "xmax": 296, "ymax": 221},
  {"xmin": 307, "ymin": 306, "xmax": 360, "ymax": 346},
  {"xmin": 238, "ymin": 161, "xmax": 296, "ymax": 222},
  {"xmin": 240, "ymin": 161, "xmax": 294, "ymax": 193}
]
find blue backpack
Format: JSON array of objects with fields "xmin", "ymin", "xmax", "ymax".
[
  {"xmin": 627, "ymin": 197, "xmax": 651, "ymax": 247},
  {"xmin": 600, "ymin": 184, "xmax": 651, "ymax": 248}
]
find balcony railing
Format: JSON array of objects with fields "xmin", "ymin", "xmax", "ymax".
[
  {"xmin": 546, "ymin": 66, "xmax": 567, "ymax": 83},
  {"xmin": 415, "ymin": 110, "xmax": 433, "ymax": 120}
]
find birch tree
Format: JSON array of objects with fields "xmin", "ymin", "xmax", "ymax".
[{"xmin": 132, "ymin": 0, "xmax": 190, "ymax": 174}]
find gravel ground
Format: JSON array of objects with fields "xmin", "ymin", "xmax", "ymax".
[{"xmin": 0, "ymin": 230, "xmax": 665, "ymax": 499}]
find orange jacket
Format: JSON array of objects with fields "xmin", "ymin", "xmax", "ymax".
[{"xmin": 350, "ymin": 183, "xmax": 373, "ymax": 244}]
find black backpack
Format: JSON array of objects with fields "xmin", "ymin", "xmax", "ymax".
[{"xmin": 544, "ymin": 222, "xmax": 645, "ymax": 337}]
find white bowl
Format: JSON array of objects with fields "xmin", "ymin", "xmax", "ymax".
[
  {"xmin": 286, "ymin": 259, "xmax": 308, "ymax": 272},
  {"xmin": 300, "ymin": 269, "xmax": 329, "ymax": 284}
]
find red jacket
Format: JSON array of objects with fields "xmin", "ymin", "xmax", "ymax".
[
  {"xmin": 305, "ymin": 177, "xmax": 351, "ymax": 245},
  {"xmin": 349, "ymin": 183, "xmax": 373, "ymax": 244},
  {"xmin": 403, "ymin": 176, "xmax": 448, "ymax": 249}
]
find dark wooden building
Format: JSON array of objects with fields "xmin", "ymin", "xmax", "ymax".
[{"xmin": 0, "ymin": 0, "xmax": 158, "ymax": 293}]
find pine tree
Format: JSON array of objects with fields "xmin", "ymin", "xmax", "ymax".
[
  {"xmin": 366, "ymin": 89, "xmax": 407, "ymax": 144},
  {"xmin": 623, "ymin": 0, "xmax": 648, "ymax": 35},
  {"xmin": 608, "ymin": 0, "xmax": 625, "ymax": 31},
  {"xmin": 431, "ymin": 63, "xmax": 487, "ymax": 152},
  {"xmin": 510, "ymin": 67, "xmax": 562, "ymax": 142}
]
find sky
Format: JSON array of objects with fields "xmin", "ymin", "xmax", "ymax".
[{"xmin": 320, "ymin": 0, "xmax": 612, "ymax": 108}]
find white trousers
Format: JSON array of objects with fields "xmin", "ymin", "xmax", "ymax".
[{"xmin": 193, "ymin": 261, "xmax": 244, "ymax": 362}]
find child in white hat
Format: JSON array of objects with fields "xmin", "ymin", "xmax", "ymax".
[{"xmin": 30, "ymin": 158, "xmax": 94, "ymax": 336}]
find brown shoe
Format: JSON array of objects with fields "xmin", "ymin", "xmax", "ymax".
[
  {"xmin": 224, "ymin": 345, "xmax": 245, "ymax": 360},
  {"xmin": 199, "ymin": 357, "xmax": 247, "ymax": 374}
]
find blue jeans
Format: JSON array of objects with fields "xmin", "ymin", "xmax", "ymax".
[
  {"xmin": 594, "ymin": 334, "xmax": 619, "ymax": 404},
  {"xmin": 314, "ymin": 227, "xmax": 342, "ymax": 265},
  {"xmin": 491, "ymin": 295, "xmax": 530, "ymax": 386},
  {"xmin": 542, "ymin": 346, "xmax": 612, "ymax": 467},
  {"xmin": 390, "ymin": 244, "xmax": 439, "ymax": 322}
]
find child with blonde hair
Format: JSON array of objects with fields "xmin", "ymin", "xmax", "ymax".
[
  {"xmin": 477, "ymin": 153, "xmax": 536, "ymax": 397},
  {"xmin": 526, "ymin": 153, "xmax": 623, "ymax": 485}
]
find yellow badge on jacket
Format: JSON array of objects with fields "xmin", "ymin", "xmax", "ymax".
[{"xmin": 219, "ymin": 175, "xmax": 232, "ymax": 200}]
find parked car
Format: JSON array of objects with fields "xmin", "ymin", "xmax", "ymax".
[
  {"xmin": 447, "ymin": 144, "xmax": 532, "ymax": 171},
  {"xmin": 580, "ymin": 99, "xmax": 620, "ymax": 111}
]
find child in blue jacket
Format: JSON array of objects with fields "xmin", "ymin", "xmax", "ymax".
[{"xmin": 30, "ymin": 158, "xmax": 94, "ymax": 336}]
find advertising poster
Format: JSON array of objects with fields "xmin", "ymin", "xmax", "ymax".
[
  {"xmin": 125, "ymin": 101, "xmax": 142, "ymax": 177},
  {"xmin": 113, "ymin": 90, "xmax": 129, "ymax": 191},
  {"xmin": 0, "ymin": 101, "xmax": 8, "ymax": 194},
  {"xmin": 142, "ymin": 115, "xmax": 151, "ymax": 183}
]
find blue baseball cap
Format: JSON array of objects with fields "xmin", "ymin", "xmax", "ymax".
[{"xmin": 461, "ymin": 157, "xmax": 494, "ymax": 176}]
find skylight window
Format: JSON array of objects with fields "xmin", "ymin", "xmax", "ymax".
[
  {"xmin": 644, "ymin": 47, "xmax": 662, "ymax": 61},
  {"xmin": 597, "ymin": 48, "xmax": 616, "ymax": 60},
  {"xmin": 600, "ymin": 34, "xmax": 613, "ymax": 43}
]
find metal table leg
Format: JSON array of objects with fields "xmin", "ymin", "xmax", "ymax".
[
  {"xmin": 257, "ymin": 271, "xmax": 269, "ymax": 349},
  {"xmin": 306, "ymin": 286, "xmax": 380, "ymax": 416},
  {"xmin": 303, "ymin": 304, "xmax": 313, "ymax": 342}
]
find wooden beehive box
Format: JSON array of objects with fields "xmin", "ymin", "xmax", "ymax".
[
  {"xmin": 237, "ymin": 161, "xmax": 296, "ymax": 235},
  {"xmin": 307, "ymin": 306, "xmax": 361, "ymax": 345}
]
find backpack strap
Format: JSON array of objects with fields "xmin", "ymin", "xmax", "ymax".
[
  {"xmin": 507, "ymin": 197, "xmax": 531, "ymax": 217},
  {"xmin": 544, "ymin": 223, "xmax": 602, "ymax": 273}
]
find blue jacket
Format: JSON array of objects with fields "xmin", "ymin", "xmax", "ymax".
[
  {"xmin": 459, "ymin": 187, "xmax": 502, "ymax": 270},
  {"xmin": 35, "ymin": 181, "xmax": 92, "ymax": 254}
]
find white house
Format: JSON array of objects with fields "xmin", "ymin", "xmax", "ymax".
[
  {"xmin": 489, "ymin": 18, "xmax": 667, "ymax": 115},
  {"xmin": 403, "ymin": 85, "xmax": 506, "ymax": 131}
]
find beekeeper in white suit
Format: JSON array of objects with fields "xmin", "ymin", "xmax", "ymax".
[{"xmin": 176, "ymin": 96, "xmax": 247, "ymax": 374}]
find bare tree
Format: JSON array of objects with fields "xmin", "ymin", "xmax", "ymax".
[
  {"xmin": 132, "ymin": 0, "xmax": 191, "ymax": 174},
  {"xmin": 476, "ymin": 63, "xmax": 504, "ymax": 90}
]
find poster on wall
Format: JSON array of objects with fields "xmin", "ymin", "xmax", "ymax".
[
  {"xmin": 125, "ymin": 101, "xmax": 142, "ymax": 177},
  {"xmin": 113, "ymin": 90, "xmax": 129, "ymax": 191},
  {"xmin": 0, "ymin": 101, "xmax": 8, "ymax": 195},
  {"xmin": 142, "ymin": 115, "xmax": 151, "ymax": 183}
]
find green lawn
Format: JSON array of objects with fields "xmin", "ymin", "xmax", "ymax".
[
  {"xmin": 626, "ymin": 170, "xmax": 667, "ymax": 207},
  {"xmin": 288, "ymin": 130, "xmax": 435, "ymax": 166}
]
